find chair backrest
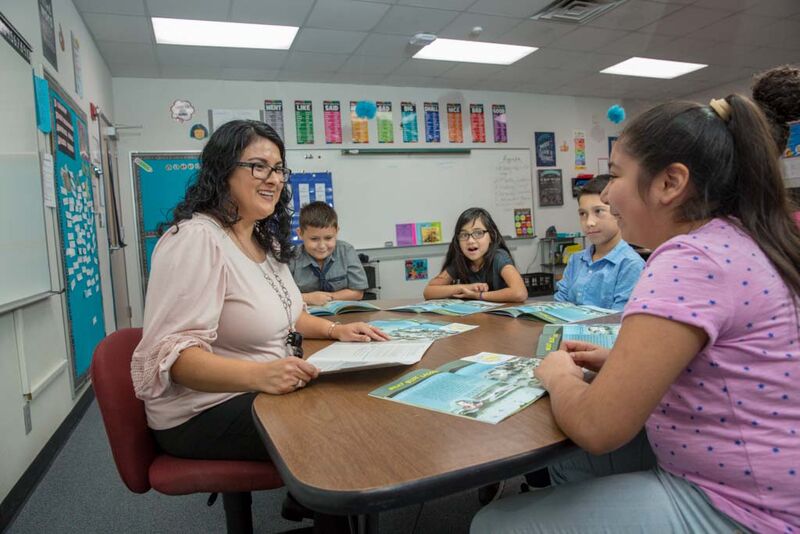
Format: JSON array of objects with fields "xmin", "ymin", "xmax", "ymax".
[{"xmin": 90, "ymin": 328, "xmax": 156, "ymax": 493}]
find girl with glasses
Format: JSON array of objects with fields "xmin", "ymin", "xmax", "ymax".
[{"xmin": 424, "ymin": 207, "xmax": 527, "ymax": 303}]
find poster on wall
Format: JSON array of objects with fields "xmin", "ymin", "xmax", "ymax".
[
  {"xmin": 405, "ymin": 258, "xmax": 429, "ymax": 281},
  {"xmin": 424, "ymin": 102, "xmax": 440, "ymax": 143},
  {"xmin": 534, "ymin": 132, "xmax": 556, "ymax": 167},
  {"xmin": 447, "ymin": 103, "xmax": 463, "ymax": 143},
  {"xmin": 492, "ymin": 104, "xmax": 508, "ymax": 143},
  {"xmin": 53, "ymin": 98, "xmax": 75, "ymax": 159},
  {"xmin": 401, "ymin": 102, "xmax": 419, "ymax": 143},
  {"xmin": 71, "ymin": 31, "xmax": 82, "ymax": 98},
  {"xmin": 574, "ymin": 130, "xmax": 586, "ymax": 170},
  {"xmin": 470, "ymin": 104, "xmax": 486, "ymax": 143},
  {"xmin": 323, "ymin": 100, "xmax": 342, "ymax": 144},
  {"xmin": 38, "ymin": 0, "xmax": 57, "ymax": 69},
  {"xmin": 350, "ymin": 101, "xmax": 369, "ymax": 143},
  {"xmin": 376, "ymin": 101, "xmax": 394, "ymax": 143},
  {"xmin": 295, "ymin": 100, "xmax": 314, "ymax": 144},
  {"xmin": 263, "ymin": 100, "xmax": 285, "ymax": 141},
  {"xmin": 538, "ymin": 169, "xmax": 564, "ymax": 207},
  {"xmin": 514, "ymin": 208, "xmax": 533, "ymax": 237}
]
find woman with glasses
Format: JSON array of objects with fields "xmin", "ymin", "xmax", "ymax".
[
  {"xmin": 423, "ymin": 207, "xmax": 528, "ymax": 303},
  {"xmin": 131, "ymin": 120, "xmax": 388, "ymax": 465}
]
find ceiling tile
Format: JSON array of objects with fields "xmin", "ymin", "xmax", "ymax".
[
  {"xmin": 159, "ymin": 64, "xmax": 223, "ymax": 79},
  {"xmin": 500, "ymin": 19, "xmax": 575, "ymax": 47},
  {"xmin": 547, "ymin": 27, "xmax": 623, "ymax": 52},
  {"xmin": 381, "ymin": 74, "xmax": 440, "ymax": 87},
  {"xmin": 145, "ymin": 0, "xmax": 232, "ymax": 20},
  {"xmin": 438, "ymin": 13, "xmax": 523, "ymax": 41},
  {"xmin": 338, "ymin": 55, "xmax": 407, "ymax": 74},
  {"xmin": 96, "ymin": 40, "xmax": 158, "ymax": 65},
  {"xmin": 108, "ymin": 62, "xmax": 161, "ymax": 77},
  {"xmin": 372, "ymin": 5, "xmax": 459, "ymax": 34},
  {"xmin": 393, "ymin": 58, "xmax": 457, "ymax": 77},
  {"xmin": 156, "ymin": 44, "xmax": 227, "ymax": 66},
  {"xmin": 744, "ymin": 0, "xmax": 800, "ymax": 17},
  {"xmin": 754, "ymin": 19, "xmax": 800, "ymax": 49},
  {"xmin": 220, "ymin": 67, "xmax": 281, "ymax": 81},
  {"xmin": 437, "ymin": 63, "xmax": 504, "ymax": 80},
  {"xmin": 352, "ymin": 33, "xmax": 417, "ymax": 57},
  {"xmin": 397, "ymin": 0, "xmax": 475, "ymax": 9},
  {"xmin": 73, "ymin": 0, "xmax": 146, "ymax": 16},
  {"xmin": 639, "ymin": 6, "xmax": 734, "ymax": 36},
  {"xmin": 277, "ymin": 71, "xmax": 339, "ymax": 82},
  {"xmin": 305, "ymin": 1, "xmax": 390, "ymax": 31},
  {"xmin": 468, "ymin": 0, "xmax": 551, "ymax": 18},
  {"xmin": 692, "ymin": 0, "xmax": 759, "ymax": 10},
  {"xmin": 230, "ymin": 0, "xmax": 315, "ymax": 26},
  {"xmin": 82, "ymin": 13, "xmax": 153, "ymax": 43},
  {"xmin": 293, "ymin": 28, "xmax": 368, "ymax": 54},
  {"xmin": 660, "ymin": 38, "xmax": 763, "ymax": 67},
  {"xmin": 692, "ymin": 13, "xmax": 782, "ymax": 45},
  {"xmin": 282, "ymin": 52, "xmax": 350, "ymax": 72},
  {"xmin": 588, "ymin": 0, "xmax": 684, "ymax": 31},
  {"xmin": 739, "ymin": 46, "xmax": 800, "ymax": 69},
  {"xmin": 597, "ymin": 32, "xmax": 677, "ymax": 56},
  {"xmin": 222, "ymin": 49, "xmax": 288, "ymax": 70}
]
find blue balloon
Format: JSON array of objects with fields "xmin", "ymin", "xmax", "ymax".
[
  {"xmin": 607, "ymin": 104, "xmax": 626, "ymax": 124},
  {"xmin": 355, "ymin": 100, "xmax": 377, "ymax": 119}
]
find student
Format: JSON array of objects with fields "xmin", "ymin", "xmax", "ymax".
[
  {"xmin": 424, "ymin": 207, "xmax": 527, "ymax": 303},
  {"xmin": 472, "ymin": 96, "xmax": 800, "ymax": 533},
  {"xmin": 289, "ymin": 201, "xmax": 369, "ymax": 306},
  {"xmin": 553, "ymin": 175, "xmax": 644, "ymax": 311},
  {"xmin": 752, "ymin": 64, "xmax": 800, "ymax": 156}
]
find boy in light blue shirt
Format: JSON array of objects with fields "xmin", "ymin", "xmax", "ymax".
[{"xmin": 554, "ymin": 175, "xmax": 644, "ymax": 311}]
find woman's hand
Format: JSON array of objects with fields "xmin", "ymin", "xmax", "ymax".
[
  {"xmin": 305, "ymin": 292, "xmax": 333, "ymax": 306},
  {"xmin": 334, "ymin": 322, "xmax": 391, "ymax": 342},
  {"xmin": 257, "ymin": 357, "xmax": 320, "ymax": 394},
  {"xmin": 561, "ymin": 340, "xmax": 611, "ymax": 372},
  {"xmin": 534, "ymin": 350, "xmax": 584, "ymax": 390},
  {"xmin": 452, "ymin": 283, "xmax": 489, "ymax": 299}
]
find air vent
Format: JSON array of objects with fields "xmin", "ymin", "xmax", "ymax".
[{"xmin": 531, "ymin": 0, "xmax": 627, "ymax": 24}]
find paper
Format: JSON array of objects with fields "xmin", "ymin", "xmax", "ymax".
[
  {"xmin": 41, "ymin": 153, "xmax": 56, "ymax": 207},
  {"xmin": 307, "ymin": 340, "xmax": 432, "ymax": 374}
]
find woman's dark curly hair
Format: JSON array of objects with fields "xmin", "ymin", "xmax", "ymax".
[
  {"xmin": 159, "ymin": 120, "xmax": 294, "ymax": 263},
  {"xmin": 752, "ymin": 65, "xmax": 800, "ymax": 152}
]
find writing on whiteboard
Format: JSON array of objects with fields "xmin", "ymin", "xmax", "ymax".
[{"xmin": 494, "ymin": 154, "xmax": 532, "ymax": 209}]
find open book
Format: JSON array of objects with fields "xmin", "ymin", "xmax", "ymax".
[
  {"xmin": 369, "ymin": 319, "xmax": 477, "ymax": 342},
  {"xmin": 369, "ymin": 352, "xmax": 546, "ymax": 424},
  {"xmin": 489, "ymin": 301, "xmax": 616, "ymax": 323},
  {"xmin": 388, "ymin": 299, "xmax": 502, "ymax": 317},
  {"xmin": 535, "ymin": 323, "xmax": 621, "ymax": 356},
  {"xmin": 307, "ymin": 300, "xmax": 381, "ymax": 317},
  {"xmin": 306, "ymin": 340, "xmax": 432, "ymax": 373}
]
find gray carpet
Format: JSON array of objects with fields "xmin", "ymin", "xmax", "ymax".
[{"xmin": 7, "ymin": 401, "xmax": 524, "ymax": 533}]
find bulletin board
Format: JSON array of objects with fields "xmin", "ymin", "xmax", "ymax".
[{"xmin": 46, "ymin": 73, "xmax": 105, "ymax": 389}]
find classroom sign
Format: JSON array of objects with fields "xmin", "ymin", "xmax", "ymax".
[
  {"xmin": 470, "ymin": 104, "xmax": 486, "ymax": 143},
  {"xmin": 424, "ymin": 102, "xmax": 440, "ymax": 143},
  {"xmin": 263, "ymin": 99, "xmax": 285, "ymax": 141},
  {"xmin": 376, "ymin": 101, "xmax": 394, "ymax": 143},
  {"xmin": 447, "ymin": 103, "xmax": 463, "ymax": 143},
  {"xmin": 323, "ymin": 100, "xmax": 342, "ymax": 144},
  {"xmin": 350, "ymin": 101, "xmax": 369, "ymax": 143},
  {"xmin": 295, "ymin": 100, "xmax": 314, "ymax": 144},
  {"xmin": 492, "ymin": 105, "xmax": 508, "ymax": 143},
  {"xmin": 401, "ymin": 102, "xmax": 419, "ymax": 143}
]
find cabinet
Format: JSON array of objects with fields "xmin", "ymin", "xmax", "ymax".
[{"xmin": 539, "ymin": 236, "xmax": 585, "ymax": 279}]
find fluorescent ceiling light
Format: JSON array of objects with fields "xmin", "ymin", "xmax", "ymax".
[
  {"xmin": 152, "ymin": 17, "xmax": 298, "ymax": 49},
  {"xmin": 413, "ymin": 38, "xmax": 536, "ymax": 65},
  {"xmin": 601, "ymin": 57, "xmax": 707, "ymax": 79}
]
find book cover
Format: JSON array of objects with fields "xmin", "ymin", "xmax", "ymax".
[
  {"xmin": 395, "ymin": 223, "xmax": 417, "ymax": 247},
  {"xmin": 368, "ymin": 319, "xmax": 477, "ymax": 342},
  {"xmin": 490, "ymin": 302, "xmax": 616, "ymax": 323},
  {"xmin": 535, "ymin": 323, "xmax": 621, "ymax": 356},
  {"xmin": 369, "ymin": 352, "xmax": 546, "ymax": 424},
  {"xmin": 388, "ymin": 299, "xmax": 502, "ymax": 317},
  {"xmin": 307, "ymin": 300, "xmax": 381, "ymax": 317},
  {"xmin": 417, "ymin": 221, "xmax": 443, "ymax": 244}
]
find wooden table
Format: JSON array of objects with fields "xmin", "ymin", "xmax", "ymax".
[{"xmin": 253, "ymin": 300, "xmax": 575, "ymax": 531}]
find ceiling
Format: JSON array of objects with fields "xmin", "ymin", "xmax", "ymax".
[{"xmin": 74, "ymin": 0, "xmax": 800, "ymax": 100}]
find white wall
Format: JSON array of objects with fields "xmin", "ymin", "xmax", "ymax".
[
  {"xmin": 0, "ymin": 0, "xmax": 113, "ymax": 504},
  {"xmin": 113, "ymin": 77, "xmax": 627, "ymax": 309}
]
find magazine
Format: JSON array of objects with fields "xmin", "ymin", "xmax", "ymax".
[
  {"xmin": 489, "ymin": 301, "xmax": 616, "ymax": 323},
  {"xmin": 388, "ymin": 299, "xmax": 502, "ymax": 317},
  {"xmin": 369, "ymin": 352, "xmax": 546, "ymax": 424},
  {"xmin": 307, "ymin": 300, "xmax": 381, "ymax": 317},
  {"xmin": 535, "ymin": 323, "xmax": 621, "ymax": 356},
  {"xmin": 369, "ymin": 319, "xmax": 477, "ymax": 342},
  {"xmin": 307, "ymin": 340, "xmax": 432, "ymax": 373}
]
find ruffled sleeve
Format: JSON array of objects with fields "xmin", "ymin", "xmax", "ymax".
[{"xmin": 130, "ymin": 220, "xmax": 227, "ymax": 400}]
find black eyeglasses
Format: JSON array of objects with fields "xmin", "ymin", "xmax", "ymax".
[
  {"xmin": 235, "ymin": 161, "xmax": 293, "ymax": 183},
  {"xmin": 457, "ymin": 229, "xmax": 488, "ymax": 241}
]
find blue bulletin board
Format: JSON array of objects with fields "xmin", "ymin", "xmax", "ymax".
[
  {"xmin": 47, "ymin": 74, "xmax": 106, "ymax": 389},
  {"xmin": 132, "ymin": 153, "xmax": 335, "ymax": 289}
]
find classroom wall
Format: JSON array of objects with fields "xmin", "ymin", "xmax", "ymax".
[
  {"xmin": 112, "ymin": 77, "xmax": 628, "ymax": 309},
  {"xmin": 0, "ymin": 0, "xmax": 114, "ymax": 505}
]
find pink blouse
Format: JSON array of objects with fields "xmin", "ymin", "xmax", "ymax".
[{"xmin": 130, "ymin": 214, "xmax": 304, "ymax": 430}]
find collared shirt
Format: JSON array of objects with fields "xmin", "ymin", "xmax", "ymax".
[
  {"xmin": 289, "ymin": 239, "xmax": 369, "ymax": 293},
  {"xmin": 553, "ymin": 239, "xmax": 644, "ymax": 311}
]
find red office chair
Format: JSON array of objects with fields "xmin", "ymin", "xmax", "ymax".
[{"xmin": 90, "ymin": 328, "xmax": 283, "ymax": 534}]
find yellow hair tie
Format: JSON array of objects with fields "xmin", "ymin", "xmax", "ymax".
[{"xmin": 709, "ymin": 98, "xmax": 732, "ymax": 122}]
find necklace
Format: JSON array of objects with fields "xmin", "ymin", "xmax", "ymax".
[{"xmin": 229, "ymin": 229, "xmax": 303, "ymax": 357}]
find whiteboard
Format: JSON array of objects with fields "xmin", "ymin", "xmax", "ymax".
[
  {"xmin": 0, "ymin": 32, "xmax": 50, "ymax": 307},
  {"xmin": 287, "ymin": 148, "xmax": 535, "ymax": 249}
]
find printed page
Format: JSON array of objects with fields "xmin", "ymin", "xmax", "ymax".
[{"xmin": 307, "ymin": 340, "xmax": 432, "ymax": 373}]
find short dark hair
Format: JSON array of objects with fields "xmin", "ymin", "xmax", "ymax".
[
  {"xmin": 752, "ymin": 65, "xmax": 800, "ymax": 151},
  {"xmin": 299, "ymin": 201, "xmax": 338, "ymax": 229},
  {"xmin": 578, "ymin": 174, "xmax": 611, "ymax": 199}
]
